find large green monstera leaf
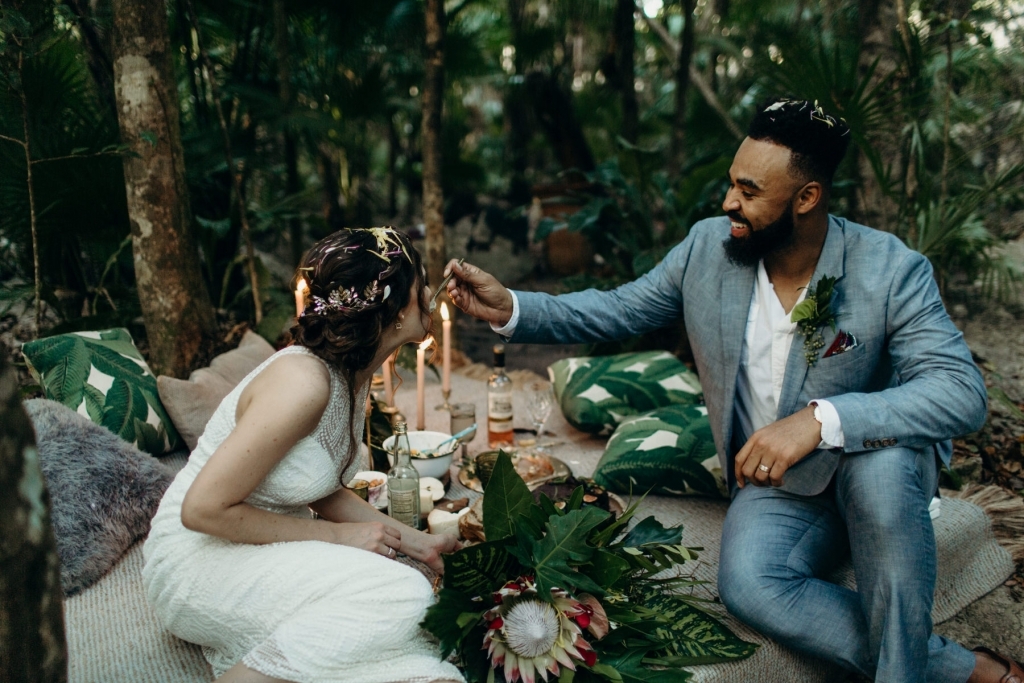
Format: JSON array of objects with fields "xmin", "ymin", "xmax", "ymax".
[
  {"xmin": 595, "ymin": 403, "xmax": 726, "ymax": 498},
  {"xmin": 548, "ymin": 351, "xmax": 703, "ymax": 435},
  {"xmin": 23, "ymin": 328, "xmax": 180, "ymax": 454}
]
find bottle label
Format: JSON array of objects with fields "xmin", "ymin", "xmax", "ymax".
[
  {"xmin": 389, "ymin": 489, "xmax": 419, "ymax": 527},
  {"xmin": 488, "ymin": 394, "xmax": 513, "ymax": 418}
]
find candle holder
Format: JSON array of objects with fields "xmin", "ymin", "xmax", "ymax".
[
  {"xmin": 380, "ymin": 405, "xmax": 401, "ymax": 427},
  {"xmin": 435, "ymin": 388, "xmax": 452, "ymax": 411}
]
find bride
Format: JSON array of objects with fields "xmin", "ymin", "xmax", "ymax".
[{"xmin": 143, "ymin": 227, "xmax": 464, "ymax": 683}]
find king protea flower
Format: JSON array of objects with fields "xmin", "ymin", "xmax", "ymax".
[{"xmin": 482, "ymin": 577, "xmax": 599, "ymax": 683}]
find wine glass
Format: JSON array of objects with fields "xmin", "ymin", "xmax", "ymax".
[{"xmin": 525, "ymin": 381, "xmax": 555, "ymax": 446}]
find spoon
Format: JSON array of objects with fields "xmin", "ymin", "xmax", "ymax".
[
  {"xmin": 418, "ymin": 423, "xmax": 477, "ymax": 457},
  {"xmin": 429, "ymin": 258, "xmax": 464, "ymax": 313}
]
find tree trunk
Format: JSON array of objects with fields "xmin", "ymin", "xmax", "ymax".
[
  {"xmin": 273, "ymin": 0, "xmax": 303, "ymax": 267},
  {"xmin": 111, "ymin": 0, "xmax": 217, "ymax": 378},
  {"xmin": 851, "ymin": 0, "xmax": 902, "ymax": 232},
  {"xmin": 670, "ymin": 0, "xmax": 696, "ymax": 174},
  {"xmin": 0, "ymin": 349, "xmax": 67, "ymax": 682},
  {"xmin": 387, "ymin": 113, "xmax": 399, "ymax": 218},
  {"xmin": 505, "ymin": 0, "xmax": 531, "ymax": 205},
  {"xmin": 421, "ymin": 0, "xmax": 447, "ymax": 293},
  {"xmin": 614, "ymin": 0, "xmax": 639, "ymax": 144}
]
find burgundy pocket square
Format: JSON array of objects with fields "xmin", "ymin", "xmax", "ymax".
[{"xmin": 823, "ymin": 330, "xmax": 857, "ymax": 358}]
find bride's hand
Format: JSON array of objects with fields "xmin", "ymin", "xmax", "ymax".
[
  {"xmin": 326, "ymin": 522, "xmax": 402, "ymax": 560},
  {"xmin": 400, "ymin": 531, "xmax": 462, "ymax": 574}
]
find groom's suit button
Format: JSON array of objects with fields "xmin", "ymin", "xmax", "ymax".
[
  {"xmin": 863, "ymin": 439, "xmax": 872, "ymax": 448},
  {"xmin": 872, "ymin": 439, "xmax": 883, "ymax": 448}
]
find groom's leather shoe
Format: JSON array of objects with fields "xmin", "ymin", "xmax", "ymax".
[{"xmin": 974, "ymin": 647, "xmax": 1024, "ymax": 683}]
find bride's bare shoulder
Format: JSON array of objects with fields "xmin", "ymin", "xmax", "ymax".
[{"xmin": 238, "ymin": 351, "xmax": 333, "ymax": 419}]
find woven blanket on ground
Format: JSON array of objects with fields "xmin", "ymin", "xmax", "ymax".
[{"xmin": 62, "ymin": 371, "xmax": 1019, "ymax": 683}]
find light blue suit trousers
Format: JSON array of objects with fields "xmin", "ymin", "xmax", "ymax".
[{"xmin": 507, "ymin": 216, "xmax": 987, "ymax": 682}]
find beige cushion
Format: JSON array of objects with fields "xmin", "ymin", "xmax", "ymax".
[{"xmin": 157, "ymin": 331, "xmax": 275, "ymax": 451}]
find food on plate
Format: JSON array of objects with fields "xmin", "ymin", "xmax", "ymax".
[
  {"xmin": 458, "ymin": 497, "xmax": 486, "ymax": 543},
  {"xmin": 427, "ymin": 507, "xmax": 470, "ymax": 536},
  {"xmin": 532, "ymin": 476, "xmax": 611, "ymax": 512}
]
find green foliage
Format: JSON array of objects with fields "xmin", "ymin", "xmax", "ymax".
[{"xmin": 423, "ymin": 451, "xmax": 754, "ymax": 682}]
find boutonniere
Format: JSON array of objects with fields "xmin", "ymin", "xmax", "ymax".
[{"xmin": 790, "ymin": 275, "xmax": 837, "ymax": 366}]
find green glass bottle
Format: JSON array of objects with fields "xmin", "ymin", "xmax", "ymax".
[{"xmin": 387, "ymin": 421, "xmax": 420, "ymax": 529}]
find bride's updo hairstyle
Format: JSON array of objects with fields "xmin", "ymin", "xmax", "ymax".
[{"xmin": 291, "ymin": 227, "xmax": 427, "ymax": 375}]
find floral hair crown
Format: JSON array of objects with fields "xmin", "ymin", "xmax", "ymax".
[
  {"xmin": 298, "ymin": 227, "xmax": 413, "ymax": 316},
  {"xmin": 763, "ymin": 99, "xmax": 850, "ymax": 135}
]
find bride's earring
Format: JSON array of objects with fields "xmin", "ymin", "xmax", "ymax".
[{"xmin": 396, "ymin": 316, "xmax": 403, "ymax": 330}]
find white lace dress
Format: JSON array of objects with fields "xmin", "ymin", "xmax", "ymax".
[{"xmin": 143, "ymin": 346, "xmax": 463, "ymax": 682}]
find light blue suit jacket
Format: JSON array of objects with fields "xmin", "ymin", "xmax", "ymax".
[{"xmin": 509, "ymin": 215, "xmax": 988, "ymax": 495}]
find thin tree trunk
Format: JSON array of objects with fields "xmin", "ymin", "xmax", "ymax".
[
  {"xmin": 16, "ymin": 52, "xmax": 42, "ymax": 336},
  {"xmin": 614, "ymin": 0, "xmax": 638, "ymax": 144},
  {"xmin": 182, "ymin": 0, "xmax": 263, "ymax": 324},
  {"xmin": 63, "ymin": 0, "xmax": 117, "ymax": 116},
  {"xmin": 0, "ymin": 350, "xmax": 67, "ymax": 682},
  {"xmin": 505, "ymin": 0, "xmax": 531, "ymax": 204},
  {"xmin": 111, "ymin": 0, "xmax": 217, "ymax": 377},
  {"xmin": 852, "ymin": 0, "xmax": 902, "ymax": 232},
  {"xmin": 641, "ymin": 13, "xmax": 742, "ymax": 140},
  {"xmin": 670, "ymin": 0, "xmax": 696, "ymax": 174},
  {"xmin": 387, "ymin": 114, "xmax": 399, "ymax": 218},
  {"xmin": 273, "ymin": 0, "xmax": 303, "ymax": 267},
  {"xmin": 421, "ymin": 0, "xmax": 447, "ymax": 292}
]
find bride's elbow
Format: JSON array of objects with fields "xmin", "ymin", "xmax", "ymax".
[{"xmin": 180, "ymin": 490, "xmax": 221, "ymax": 534}]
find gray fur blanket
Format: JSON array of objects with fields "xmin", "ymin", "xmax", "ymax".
[{"xmin": 24, "ymin": 399, "xmax": 175, "ymax": 596}]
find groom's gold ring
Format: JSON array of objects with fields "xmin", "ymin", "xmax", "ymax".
[{"xmin": 758, "ymin": 464, "xmax": 771, "ymax": 473}]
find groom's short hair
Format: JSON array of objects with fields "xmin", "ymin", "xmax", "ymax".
[{"xmin": 748, "ymin": 98, "xmax": 851, "ymax": 186}]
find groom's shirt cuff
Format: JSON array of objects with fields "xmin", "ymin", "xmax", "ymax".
[
  {"xmin": 809, "ymin": 399, "xmax": 844, "ymax": 449},
  {"xmin": 490, "ymin": 291, "xmax": 520, "ymax": 338}
]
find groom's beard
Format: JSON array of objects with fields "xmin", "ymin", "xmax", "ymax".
[{"xmin": 723, "ymin": 199, "xmax": 797, "ymax": 267}]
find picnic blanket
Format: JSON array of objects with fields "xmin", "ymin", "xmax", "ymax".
[{"xmin": 62, "ymin": 369, "xmax": 1019, "ymax": 683}]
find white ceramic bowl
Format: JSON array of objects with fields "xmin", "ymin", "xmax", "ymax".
[{"xmin": 382, "ymin": 430, "xmax": 457, "ymax": 480}]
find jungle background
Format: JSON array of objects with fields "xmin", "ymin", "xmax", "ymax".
[{"xmin": 1, "ymin": 0, "xmax": 1024, "ymax": 675}]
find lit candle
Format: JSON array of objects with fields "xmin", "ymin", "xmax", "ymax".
[
  {"xmin": 294, "ymin": 279, "xmax": 308, "ymax": 318},
  {"xmin": 382, "ymin": 351, "xmax": 395, "ymax": 407},
  {"xmin": 416, "ymin": 337, "xmax": 432, "ymax": 431},
  {"xmin": 440, "ymin": 302, "xmax": 451, "ymax": 394}
]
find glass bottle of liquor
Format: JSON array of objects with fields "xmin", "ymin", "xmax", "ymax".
[
  {"xmin": 387, "ymin": 421, "xmax": 420, "ymax": 529},
  {"xmin": 487, "ymin": 344, "xmax": 515, "ymax": 448}
]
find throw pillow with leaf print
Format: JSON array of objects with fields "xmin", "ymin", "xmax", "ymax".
[
  {"xmin": 549, "ymin": 351, "xmax": 703, "ymax": 435},
  {"xmin": 22, "ymin": 328, "xmax": 181, "ymax": 454}
]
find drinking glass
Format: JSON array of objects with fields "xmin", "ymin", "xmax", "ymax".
[
  {"xmin": 526, "ymin": 381, "xmax": 555, "ymax": 442},
  {"xmin": 449, "ymin": 403, "xmax": 477, "ymax": 463}
]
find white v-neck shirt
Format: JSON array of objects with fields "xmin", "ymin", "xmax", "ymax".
[
  {"xmin": 494, "ymin": 265, "xmax": 845, "ymax": 449},
  {"xmin": 732, "ymin": 261, "xmax": 842, "ymax": 448}
]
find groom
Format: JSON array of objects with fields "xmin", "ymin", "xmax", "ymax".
[{"xmin": 444, "ymin": 99, "xmax": 1022, "ymax": 683}]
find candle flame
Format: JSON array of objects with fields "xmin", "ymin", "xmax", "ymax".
[
  {"xmin": 440, "ymin": 301, "xmax": 450, "ymax": 321},
  {"xmin": 296, "ymin": 279, "xmax": 308, "ymax": 295},
  {"xmin": 419, "ymin": 337, "xmax": 434, "ymax": 350}
]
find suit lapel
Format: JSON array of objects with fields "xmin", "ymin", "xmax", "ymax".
[
  {"xmin": 777, "ymin": 216, "xmax": 847, "ymax": 418},
  {"xmin": 718, "ymin": 261, "xmax": 756, "ymax": 454}
]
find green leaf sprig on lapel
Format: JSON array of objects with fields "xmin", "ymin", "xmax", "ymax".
[
  {"xmin": 790, "ymin": 275, "xmax": 838, "ymax": 366},
  {"xmin": 421, "ymin": 451, "xmax": 756, "ymax": 683}
]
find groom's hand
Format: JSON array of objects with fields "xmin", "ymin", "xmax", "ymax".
[
  {"xmin": 734, "ymin": 406, "xmax": 822, "ymax": 488},
  {"xmin": 444, "ymin": 259, "xmax": 514, "ymax": 327}
]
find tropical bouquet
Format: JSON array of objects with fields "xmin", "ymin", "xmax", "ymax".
[{"xmin": 423, "ymin": 452, "xmax": 756, "ymax": 683}]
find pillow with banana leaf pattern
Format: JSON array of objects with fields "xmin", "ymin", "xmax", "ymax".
[
  {"xmin": 22, "ymin": 328, "xmax": 181, "ymax": 454},
  {"xmin": 547, "ymin": 351, "xmax": 703, "ymax": 435},
  {"xmin": 594, "ymin": 404, "xmax": 727, "ymax": 498}
]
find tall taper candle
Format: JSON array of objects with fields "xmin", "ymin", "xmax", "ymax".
[
  {"xmin": 294, "ymin": 279, "xmax": 308, "ymax": 318},
  {"xmin": 416, "ymin": 338, "xmax": 432, "ymax": 430},
  {"xmin": 440, "ymin": 303, "xmax": 451, "ymax": 394},
  {"xmin": 382, "ymin": 351, "xmax": 395, "ymax": 407}
]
